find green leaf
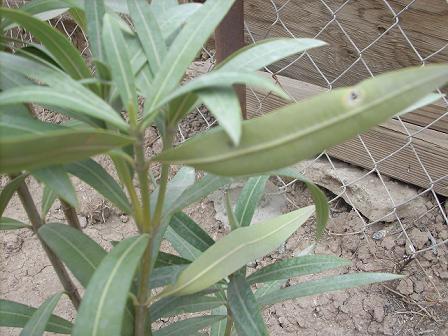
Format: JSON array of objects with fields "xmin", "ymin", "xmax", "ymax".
[
  {"xmin": 65, "ymin": 159, "xmax": 131, "ymax": 214},
  {"xmin": 273, "ymin": 168, "xmax": 329, "ymax": 238},
  {"xmin": 20, "ymin": 292, "xmax": 64, "ymax": 336},
  {"xmin": 150, "ymin": 293, "xmax": 225, "ymax": 322},
  {"xmin": 0, "ymin": 129, "xmax": 133, "ymax": 174},
  {"xmin": 210, "ymin": 306, "xmax": 228, "ymax": 336},
  {"xmin": 0, "ymin": 217, "xmax": 31, "ymax": 230},
  {"xmin": 86, "ymin": 0, "xmax": 106, "ymax": 62},
  {"xmin": 150, "ymin": 265, "xmax": 187, "ymax": 289},
  {"xmin": 155, "ymin": 252, "xmax": 191, "ymax": 268},
  {"xmin": 128, "ymin": 0, "xmax": 166, "ymax": 75},
  {"xmin": 161, "ymin": 206, "xmax": 315, "ymax": 297},
  {"xmin": 0, "ymin": 299, "xmax": 72, "ymax": 334},
  {"xmin": 166, "ymin": 93, "xmax": 199, "ymax": 125},
  {"xmin": 254, "ymin": 281, "xmax": 284, "ymax": 299},
  {"xmin": 168, "ymin": 212, "xmax": 215, "ymax": 252},
  {"xmin": 225, "ymin": 191, "xmax": 239, "ymax": 230},
  {"xmin": 199, "ymin": 88, "xmax": 242, "ymax": 146},
  {"xmin": 144, "ymin": 0, "xmax": 237, "ymax": 114},
  {"xmin": 156, "ymin": 4, "xmax": 202, "ymax": 42},
  {"xmin": 155, "ymin": 65, "xmax": 448, "ymax": 176},
  {"xmin": 258, "ymin": 273, "xmax": 403, "ymax": 306},
  {"xmin": 235, "ymin": 176, "xmax": 269, "ymax": 227},
  {"xmin": 103, "ymin": 13, "xmax": 138, "ymax": 112},
  {"xmin": 247, "ymin": 255, "xmax": 350, "ymax": 284},
  {"xmin": 42, "ymin": 185, "xmax": 57, "ymax": 218},
  {"xmin": 397, "ymin": 92, "xmax": 446, "ymax": 116},
  {"xmin": 39, "ymin": 223, "xmax": 107, "ymax": 287},
  {"xmin": 0, "ymin": 174, "xmax": 26, "ymax": 217},
  {"xmin": 0, "ymin": 8, "xmax": 91, "ymax": 80},
  {"xmin": 164, "ymin": 226, "xmax": 202, "ymax": 261},
  {"xmin": 218, "ymin": 38, "xmax": 326, "ymax": 72},
  {"xmin": 0, "ymin": 86, "xmax": 128, "ymax": 130},
  {"xmin": 69, "ymin": 7, "xmax": 87, "ymax": 31},
  {"xmin": 153, "ymin": 316, "xmax": 226, "ymax": 336},
  {"xmin": 32, "ymin": 166, "xmax": 78, "ymax": 208},
  {"xmin": 228, "ymin": 274, "xmax": 268, "ymax": 336},
  {"xmin": 72, "ymin": 235, "xmax": 148, "ymax": 336}
]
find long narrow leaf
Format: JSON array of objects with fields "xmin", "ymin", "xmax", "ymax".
[
  {"xmin": 228, "ymin": 274, "xmax": 268, "ymax": 336},
  {"xmin": 0, "ymin": 129, "xmax": 133, "ymax": 174},
  {"xmin": 0, "ymin": 299, "xmax": 72, "ymax": 334},
  {"xmin": 149, "ymin": 265, "xmax": 187, "ymax": 289},
  {"xmin": 247, "ymin": 255, "xmax": 350, "ymax": 284},
  {"xmin": 103, "ymin": 13, "xmax": 138, "ymax": 112},
  {"xmin": 154, "ymin": 315, "xmax": 225, "ymax": 336},
  {"xmin": 128, "ymin": 0, "xmax": 166, "ymax": 75},
  {"xmin": 65, "ymin": 159, "xmax": 131, "ymax": 214},
  {"xmin": 0, "ymin": 8, "xmax": 91, "ymax": 80},
  {"xmin": 161, "ymin": 206, "xmax": 315, "ymax": 297},
  {"xmin": 210, "ymin": 306, "xmax": 228, "ymax": 336},
  {"xmin": 0, "ymin": 217, "xmax": 31, "ymax": 230},
  {"xmin": 42, "ymin": 185, "xmax": 57, "ymax": 218},
  {"xmin": 155, "ymin": 65, "xmax": 448, "ymax": 176},
  {"xmin": 0, "ymin": 174, "xmax": 26, "ymax": 217},
  {"xmin": 32, "ymin": 166, "xmax": 78, "ymax": 208},
  {"xmin": 20, "ymin": 292, "xmax": 64, "ymax": 336},
  {"xmin": 39, "ymin": 223, "xmax": 107, "ymax": 287},
  {"xmin": 144, "ymin": 0, "xmax": 237, "ymax": 114},
  {"xmin": 72, "ymin": 235, "xmax": 148, "ymax": 336},
  {"xmin": 235, "ymin": 176, "xmax": 269, "ymax": 227},
  {"xmin": 164, "ymin": 226, "xmax": 202, "ymax": 261},
  {"xmin": 258, "ymin": 273, "xmax": 403, "ymax": 306},
  {"xmin": 86, "ymin": 0, "xmax": 106, "ymax": 61}
]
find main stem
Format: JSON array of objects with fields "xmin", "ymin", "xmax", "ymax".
[
  {"xmin": 134, "ymin": 129, "xmax": 173, "ymax": 336},
  {"xmin": 15, "ymin": 179, "xmax": 81, "ymax": 309},
  {"xmin": 224, "ymin": 309, "xmax": 234, "ymax": 336},
  {"xmin": 60, "ymin": 199, "xmax": 82, "ymax": 230}
]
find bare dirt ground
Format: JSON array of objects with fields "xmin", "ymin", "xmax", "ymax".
[{"xmin": 1, "ymin": 107, "xmax": 448, "ymax": 336}]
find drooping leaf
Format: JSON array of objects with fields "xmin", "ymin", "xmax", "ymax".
[
  {"xmin": 0, "ymin": 217, "xmax": 31, "ymax": 231},
  {"xmin": 247, "ymin": 255, "xmax": 350, "ymax": 284},
  {"xmin": 38, "ymin": 223, "xmax": 107, "ymax": 287},
  {"xmin": 0, "ymin": 299, "xmax": 72, "ymax": 334},
  {"xmin": 32, "ymin": 166, "xmax": 78, "ymax": 208},
  {"xmin": 103, "ymin": 13, "xmax": 138, "ymax": 113},
  {"xmin": 20, "ymin": 292, "xmax": 64, "ymax": 336},
  {"xmin": 150, "ymin": 293, "xmax": 225, "ymax": 321},
  {"xmin": 218, "ymin": 38, "xmax": 326, "ymax": 72},
  {"xmin": 144, "ymin": 0, "xmax": 237, "ymax": 114},
  {"xmin": 0, "ymin": 174, "xmax": 26, "ymax": 217},
  {"xmin": 72, "ymin": 235, "xmax": 149, "ymax": 336},
  {"xmin": 228, "ymin": 274, "xmax": 268, "ymax": 336},
  {"xmin": 41, "ymin": 185, "xmax": 57, "ymax": 218},
  {"xmin": 161, "ymin": 206, "xmax": 315, "ymax": 297},
  {"xmin": 153, "ymin": 315, "xmax": 226, "ymax": 336},
  {"xmin": 258, "ymin": 273, "xmax": 403, "ymax": 306},
  {"xmin": 65, "ymin": 159, "xmax": 131, "ymax": 214},
  {"xmin": 86, "ymin": 0, "xmax": 106, "ymax": 62},
  {"xmin": 0, "ymin": 86, "xmax": 128, "ymax": 130},
  {"xmin": 128, "ymin": 0, "xmax": 166, "ymax": 75},
  {"xmin": 155, "ymin": 65, "xmax": 448, "ymax": 176},
  {"xmin": 273, "ymin": 168, "xmax": 329, "ymax": 238},
  {"xmin": 235, "ymin": 176, "xmax": 269, "ymax": 227},
  {"xmin": 0, "ymin": 8, "xmax": 91, "ymax": 80},
  {"xmin": 0, "ymin": 129, "xmax": 133, "ymax": 174}
]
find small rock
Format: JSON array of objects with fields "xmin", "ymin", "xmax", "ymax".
[
  {"xmin": 381, "ymin": 236, "xmax": 395, "ymax": 250},
  {"xmin": 396, "ymin": 278, "xmax": 414, "ymax": 296},
  {"xmin": 120, "ymin": 215, "xmax": 129, "ymax": 223},
  {"xmin": 439, "ymin": 271, "xmax": 448, "ymax": 279},
  {"xmin": 372, "ymin": 230, "xmax": 387, "ymax": 240},
  {"xmin": 405, "ymin": 243, "xmax": 416, "ymax": 255},
  {"xmin": 79, "ymin": 216, "xmax": 88, "ymax": 228},
  {"xmin": 408, "ymin": 228, "xmax": 428, "ymax": 250},
  {"xmin": 2, "ymin": 234, "xmax": 24, "ymax": 254},
  {"xmin": 414, "ymin": 281, "xmax": 425, "ymax": 293}
]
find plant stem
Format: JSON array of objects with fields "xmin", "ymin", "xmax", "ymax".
[
  {"xmin": 60, "ymin": 199, "xmax": 82, "ymax": 230},
  {"xmin": 15, "ymin": 179, "xmax": 81, "ymax": 309},
  {"xmin": 224, "ymin": 309, "xmax": 234, "ymax": 336}
]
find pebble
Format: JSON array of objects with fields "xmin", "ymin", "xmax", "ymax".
[{"xmin": 372, "ymin": 229, "xmax": 387, "ymax": 240}]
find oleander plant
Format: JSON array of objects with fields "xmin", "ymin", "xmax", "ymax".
[{"xmin": 0, "ymin": 0, "xmax": 447, "ymax": 335}]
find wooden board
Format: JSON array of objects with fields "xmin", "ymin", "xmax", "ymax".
[
  {"xmin": 246, "ymin": 72, "xmax": 448, "ymax": 196},
  {"xmin": 244, "ymin": 0, "xmax": 448, "ymax": 132}
]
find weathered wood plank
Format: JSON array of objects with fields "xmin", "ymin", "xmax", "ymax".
[{"xmin": 244, "ymin": 0, "xmax": 448, "ymax": 132}]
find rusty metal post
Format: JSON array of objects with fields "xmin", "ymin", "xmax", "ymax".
[{"xmin": 214, "ymin": 0, "xmax": 247, "ymax": 118}]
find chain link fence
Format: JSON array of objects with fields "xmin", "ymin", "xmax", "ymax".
[{"xmin": 3, "ymin": 0, "xmax": 448, "ymax": 257}]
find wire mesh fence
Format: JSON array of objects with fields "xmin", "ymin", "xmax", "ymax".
[{"xmin": 3, "ymin": 0, "xmax": 448, "ymax": 258}]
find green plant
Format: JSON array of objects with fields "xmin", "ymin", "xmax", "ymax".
[{"xmin": 0, "ymin": 0, "xmax": 447, "ymax": 335}]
